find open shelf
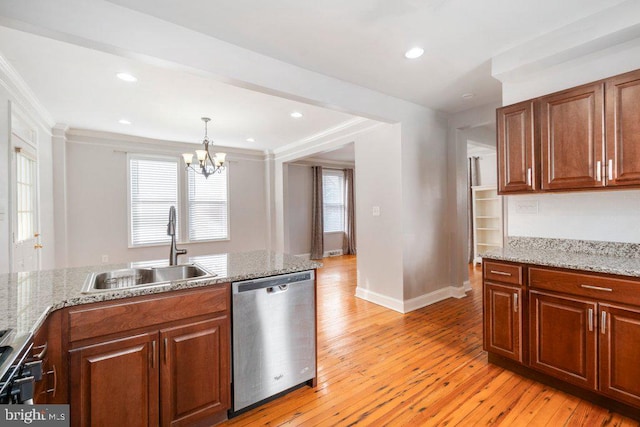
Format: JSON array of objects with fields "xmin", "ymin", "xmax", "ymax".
[{"xmin": 471, "ymin": 185, "xmax": 503, "ymax": 265}]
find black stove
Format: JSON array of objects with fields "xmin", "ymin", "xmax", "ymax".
[{"xmin": 0, "ymin": 330, "xmax": 42, "ymax": 404}]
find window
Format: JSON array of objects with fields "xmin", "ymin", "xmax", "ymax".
[
  {"xmin": 323, "ymin": 169, "xmax": 345, "ymax": 233},
  {"xmin": 187, "ymin": 168, "xmax": 229, "ymax": 241},
  {"xmin": 15, "ymin": 150, "xmax": 37, "ymax": 242},
  {"xmin": 129, "ymin": 156, "xmax": 179, "ymax": 246},
  {"xmin": 128, "ymin": 155, "xmax": 230, "ymax": 247}
]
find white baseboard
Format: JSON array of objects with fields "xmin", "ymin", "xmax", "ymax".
[
  {"xmin": 355, "ymin": 287, "xmax": 404, "ymax": 313},
  {"xmin": 324, "ymin": 249, "xmax": 343, "ymax": 257},
  {"xmin": 356, "ymin": 285, "xmax": 469, "ymax": 314},
  {"xmin": 463, "ymin": 280, "xmax": 471, "ymax": 292}
]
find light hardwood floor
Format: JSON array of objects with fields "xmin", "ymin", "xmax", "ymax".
[{"xmin": 223, "ymin": 256, "xmax": 639, "ymax": 426}]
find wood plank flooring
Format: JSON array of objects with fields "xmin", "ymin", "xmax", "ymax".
[{"xmin": 223, "ymin": 256, "xmax": 638, "ymax": 426}]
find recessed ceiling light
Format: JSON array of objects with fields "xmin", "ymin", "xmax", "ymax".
[
  {"xmin": 118, "ymin": 119, "xmax": 132, "ymax": 125},
  {"xmin": 461, "ymin": 93, "xmax": 475, "ymax": 99},
  {"xmin": 290, "ymin": 112, "xmax": 303, "ymax": 119},
  {"xmin": 246, "ymin": 137, "xmax": 255, "ymax": 142},
  {"xmin": 116, "ymin": 72, "xmax": 137, "ymax": 82},
  {"xmin": 404, "ymin": 47, "xmax": 424, "ymax": 59}
]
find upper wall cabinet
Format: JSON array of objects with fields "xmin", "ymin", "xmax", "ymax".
[
  {"xmin": 540, "ymin": 83, "xmax": 605, "ymax": 191},
  {"xmin": 605, "ymin": 69, "xmax": 640, "ymax": 187},
  {"xmin": 497, "ymin": 101, "xmax": 537, "ymax": 193},
  {"xmin": 497, "ymin": 68, "xmax": 640, "ymax": 194}
]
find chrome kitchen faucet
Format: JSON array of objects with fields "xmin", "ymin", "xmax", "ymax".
[{"xmin": 167, "ymin": 206, "xmax": 187, "ymax": 265}]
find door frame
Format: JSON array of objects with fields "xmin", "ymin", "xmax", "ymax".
[{"xmin": 8, "ymin": 101, "xmax": 41, "ymax": 272}]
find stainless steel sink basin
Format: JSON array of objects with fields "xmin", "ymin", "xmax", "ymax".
[
  {"xmin": 82, "ymin": 264, "xmax": 215, "ymax": 293},
  {"xmin": 150, "ymin": 265, "xmax": 209, "ymax": 282}
]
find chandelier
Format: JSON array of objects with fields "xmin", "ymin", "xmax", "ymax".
[{"xmin": 181, "ymin": 117, "xmax": 226, "ymax": 178}]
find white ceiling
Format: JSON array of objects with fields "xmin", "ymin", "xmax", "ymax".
[
  {"xmin": 106, "ymin": 0, "xmax": 627, "ymax": 112},
  {"xmin": 0, "ymin": 26, "xmax": 358, "ymax": 151},
  {"xmin": 0, "ymin": 0, "xmax": 630, "ymax": 156}
]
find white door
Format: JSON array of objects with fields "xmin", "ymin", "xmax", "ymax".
[{"xmin": 11, "ymin": 121, "xmax": 41, "ymax": 273}]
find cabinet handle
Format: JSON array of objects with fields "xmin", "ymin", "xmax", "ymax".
[
  {"xmin": 601, "ymin": 311, "xmax": 607, "ymax": 335},
  {"xmin": 527, "ymin": 168, "xmax": 532, "ymax": 186},
  {"xmin": 608, "ymin": 159, "xmax": 613, "ymax": 181},
  {"xmin": 580, "ymin": 284, "xmax": 613, "ymax": 292},
  {"xmin": 164, "ymin": 338, "xmax": 168, "ymax": 364},
  {"xmin": 588, "ymin": 308, "xmax": 593, "ymax": 331},
  {"xmin": 490, "ymin": 270, "xmax": 512, "ymax": 277},
  {"xmin": 43, "ymin": 365, "xmax": 57, "ymax": 397},
  {"xmin": 151, "ymin": 340, "xmax": 156, "ymax": 368},
  {"xmin": 513, "ymin": 293, "xmax": 518, "ymax": 312},
  {"xmin": 596, "ymin": 161, "xmax": 602, "ymax": 182}
]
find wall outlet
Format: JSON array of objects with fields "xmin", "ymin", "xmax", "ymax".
[
  {"xmin": 101, "ymin": 255, "xmax": 109, "ymax": 263},
  {"xmin": 372, "ymin": 206, "xmax": 381, "ymax": 216},
  {"xmin": 515, "ymin": 200, "xmax": 539, "ymax": 214}
]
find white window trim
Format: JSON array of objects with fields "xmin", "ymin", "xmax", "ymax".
[{"xmin": 127, "ymin": 153, "xmax": 231, "ymax": 248}]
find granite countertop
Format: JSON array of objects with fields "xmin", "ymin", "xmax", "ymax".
[
  {"xmin": 0, "ymin": 250, "xmax": 321, "ymax": 340},
  {"xmin": 482, "ymin": 237, "xmax": 640, "ymax": 278}
]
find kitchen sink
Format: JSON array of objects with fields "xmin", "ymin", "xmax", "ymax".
[{"xmin": 82, "ymin": 264, "xmax": 215, "ymax": 293}]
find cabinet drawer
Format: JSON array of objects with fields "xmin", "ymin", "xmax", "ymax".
[
  {"xmin": 68, "ymin": 284, "xmax": 229, "ymax": 343},
  {"xmin": 484, "ymin": 261, "xmax": 523, "ymax": 285},
  {"xmin": 529, "ymin": 267, "xmax": 640, "ymax": 306}
]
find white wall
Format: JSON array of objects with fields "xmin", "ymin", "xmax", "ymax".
[
  {"xmin": 494, "ymin": 13, "xmax": 640, "ymax": 243},
  {"xmin": 63, "ymin": 130, "xmax": 268, "ymax": 267}
]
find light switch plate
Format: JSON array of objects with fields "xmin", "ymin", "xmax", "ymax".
[
  {"xmin": 515, "ymin": 200, "xmax": 539, "ymax": 214},
  {"xmin": 372, "ymin": 206, "xmax": 381, "ymax": 216}
]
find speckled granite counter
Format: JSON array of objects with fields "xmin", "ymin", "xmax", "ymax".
[
  {"xmin": 0, "ymin": 250, "xmax": 321, "ymax": 340},
  {"xmin": 481, "ymin": 237, "xmax": 640, "ymax": 278}
]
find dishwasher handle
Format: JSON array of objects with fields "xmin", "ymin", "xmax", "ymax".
[
  {"xmin": 266, "ymin": 285, "xmax": 289, "ymax": 294},
  {"xmin": 234, "ymin": 271, "xmax": 314, "ymax": 294}
]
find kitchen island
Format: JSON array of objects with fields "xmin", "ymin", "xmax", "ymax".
[
  {"xmin": 481, "ymin": 237, "xmax": 640, "ymax": 419},
  {"xmin": 0, "ymin": 250, "xmax": 320, "ymax": 426}
]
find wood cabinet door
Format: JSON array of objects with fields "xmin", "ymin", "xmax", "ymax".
[
  {"xmin": 605, "ymin": 70, "xmax": 640, "ymax": 187},
  {"xmin": 540, "ymin": 83, "xmax": 605, "ymax": 190},
  {"xmin": 599, "ymin": 303, "xmax": 640, "ymax": 408},
  {"xmin": 69, "ymin": 333, "xmax": 159, "ymax": 427},
  {"xmin": 529, "ymin": 291, "xmax": 597, "ymax": 390},
  {"xmin": 160, "ymin": 317, "xmax": 230, "ymax": 427},
  {"xmin": 484, "ymin": 282, "xmax": 523, "ymax": 362},
  {"xmin": 497, "ymin": 101, "xmax": 536, "ymax": 193}
]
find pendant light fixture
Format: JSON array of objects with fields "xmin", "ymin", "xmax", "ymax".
[{"xmin": 182, "ymin": 117, "xmax": 226, "ymax": 178}]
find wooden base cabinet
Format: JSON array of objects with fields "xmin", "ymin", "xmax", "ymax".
[
  {"xmin": 70, "ymin": 333, "xmax": 159, "ymax": 427},
  {"xmin": 484, "ymin": 260, "xmax": 640, "ymax": 416},
  {"xmin": 67, "ymin": 285, "xmax": 231, "ymax": 427},
  {"xmin": 599, "ymin": 303, "xmax": 640, "ymax": 408},
  {"xmin": 161, "ymin": 317, "xmax": 230, "ymax": 427},
  {"xmin": 529, "ymin": 290, "xmax": 597, "ymax": 390},
  {"xmin": 484, "ymin": 282, "xmax": 523, "ymax": 362}
]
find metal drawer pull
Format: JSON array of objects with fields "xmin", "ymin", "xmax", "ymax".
[
  {"xmin": 164, "ymin": 338, "xmax": 168, "ymax": 364},
  {"xmin": 596, "ymin": 161, "xmax": 602, "ymax": 181},
  {"xmin": 513, "ymin": 293, "xmax": 518, "ymax": 312},
  {"xmin": 151, "ymin": 340, "xmax": 156, "ymax": 368},
  {"xmin": 601, "ymin": 311, "xmax": 607, "ymax": 335},
  {"xmin": 44, "ymin": 366, "xmax": 57, "ymax": 397},
  {"xmin": 608, "ymin": 159, "xmax": 613, "ymax": 181},
  {"xmin": 580, "ymin": 284, "xmax": 613, "ymax": 292},
  {"xmin": 527, "ymin": 168, "xmax": 532, "ymax": 186},
  {"xmin": 490, "ymin": 270, "xmax": 512, "ymax": 276},
  {"xmin": 588, "ymin": 308, "xmax": 593, "ymax": 331}
]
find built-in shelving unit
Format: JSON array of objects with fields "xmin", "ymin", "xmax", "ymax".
[{"xmin": 471, "ymin": 185, "xmax": 503, "ymax": 265}]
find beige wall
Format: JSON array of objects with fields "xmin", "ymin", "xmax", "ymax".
[{"xmin": 63, "ymin": 131, "xmax": 268, "ymax": 267}]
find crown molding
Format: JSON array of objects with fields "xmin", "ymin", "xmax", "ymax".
[
  {"xmin": 66, "ymin": 128, "xmax": 265, "ymax": 161},
  {"xmin": 0, "ymin": 53, "xmax": 55, "ymax": 129},
  {"xmin": 272, "ymin": 117, "xmax": 368, "ymax": 156}
]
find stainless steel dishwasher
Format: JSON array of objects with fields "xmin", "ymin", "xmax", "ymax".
[{"xmin": 231, "ymin": 270, "xmax": 316, "ymax": 413}]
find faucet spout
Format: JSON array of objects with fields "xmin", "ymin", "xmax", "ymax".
[{"xmin": 167, "ymin": 206, "xmax": 187, "ymax": 265}]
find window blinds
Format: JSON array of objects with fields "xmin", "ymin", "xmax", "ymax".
[
  {"xmin": 187, "ymin": 167, "xmax": 229, "ymax": 241},
  {"xmin": 129, "ymin": 157, "xmax": 179, "ymax": 246},
  {"xmin": 322, "ymin": 169, "xmax": 345, "ymax": 233}
]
